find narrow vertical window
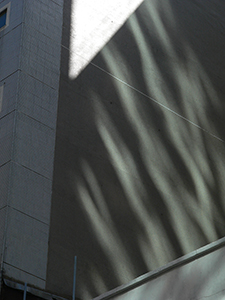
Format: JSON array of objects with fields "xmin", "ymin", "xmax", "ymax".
[
  {"xmin": 0, "ymin": 85, "xmax": 3, "ymax": 112},
  {"xmin": 0, "ymin": 9, "xmax": 7, "ymax": 29}
]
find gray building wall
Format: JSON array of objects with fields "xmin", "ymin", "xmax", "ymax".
[
  {"xmin": 1, "ymin": 0, "xmax": 225, "ymax": 299},
  {"xmin": 93, "ymin": 238, "xmax": 225, "ymax": 300},
  {"xmin": 46, "ymin": 0, "xmax": 225, "ymax": 299},
  {"xmin": 0, "ymin": 0, "xmax": 63, "ymax": 289}
]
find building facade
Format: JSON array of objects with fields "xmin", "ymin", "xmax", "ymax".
[
  {"xmin": 0, "ymin": 0, "xmax": 225, "ymax": 299},
  {"xmin": 0, "ymin": 0, "xmax": 63, "ymax": 292}
]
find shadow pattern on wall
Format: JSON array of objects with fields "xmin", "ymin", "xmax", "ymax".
[
  {"xmin": 46, "ymin": 0, "xmax": 225, "ymax": 299},
  {"xmin": 107, "ymin": 245, "xmax": 225, "ymax": 300}
]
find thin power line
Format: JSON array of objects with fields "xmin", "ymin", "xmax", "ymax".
[{"xmin": 91, "ymin": 62, "xmax": 224, "ymax": 143}]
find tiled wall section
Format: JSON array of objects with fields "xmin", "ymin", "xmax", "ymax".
[
  {"xmin": 9, "ymin": 163, "xmax": 52, "ymax": 224},
  {"xmin": 0, "ymin": 0, "xmax": 23, "ymax": 80},
  {"xmin": 0, "ymin": 0, "xmax": 23, "ymax": 279},
  {"xmin": 17, "ymin": 72, "xmax": 58, "ymax": 128},
  {"xmin": 0, "ymin": 207, "xmax": 7, "ymax": 268},
  {"xmin": 4, "ymin": 208, "xmax": 49, "ymax": 288},
  {"xmin": 0, "ymin": 72, "xmax": 18, "ymax": 116},
  {"xmin": 0, "ymin": 0, "xmax": 64, "ymax": 288},
  {"xmin": 0, "ymin": 163, "xmax": 10, "ymax": 208},
  {"xmin": 0, "ymin": 111, "xmax": 14, "ymax": 166},
  {"xmin": 0, "ymin": 25, "xmax": 21, "ymax": 78},
  {"xmin": 12, "ymin": 112, "xmax": 56, "ymax": 178}
]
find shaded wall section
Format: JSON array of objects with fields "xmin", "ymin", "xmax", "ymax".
[
  {"xmin": 46, "ymin": 0, "xmax": 225, "ymax": 299},
  {"xmin": 93, "ymin": 239, "xmax": 225, "ymax": 300}
]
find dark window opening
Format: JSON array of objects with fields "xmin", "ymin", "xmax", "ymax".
[{"xmin": 0, "ymin": 8, "xmax": 7, "ymax": 29}]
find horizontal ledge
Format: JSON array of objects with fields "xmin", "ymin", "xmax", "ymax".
[
  {"xmin": 3, "ymin": 278, "xmax": 67, "ymax": 300},
  {"xmin": 93, "ymin": 236, "xmax": 225, "ymax": 300}
]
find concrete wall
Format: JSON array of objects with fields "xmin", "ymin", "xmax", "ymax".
[
  {"xmin": 0, "ymin": 0, "xmax": 63, "ymax": 289},
  {"xmin": 93, "ymin": 238, "xmax": 225, "ymax": 300},
  {"xmin": 46, "ymin": 0, "xmax": 225, "ymax": 299},
  {"xmin": 0, "ymin": 0, "xmax": 23, "ymax": 281},
  {"xmin": 1, "ymin": 0, "xmax": 225, "ymax": 299}
]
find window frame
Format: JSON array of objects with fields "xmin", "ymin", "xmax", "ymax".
[{"xmin": 0, "ymin": 3, "xmax": 10, "ymax": 32}]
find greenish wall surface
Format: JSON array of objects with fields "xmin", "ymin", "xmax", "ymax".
[
  {"xmin": 93, "ymin": 241, "xmax": 225, "ymax": 300},
  {"xmin": 46, "ymin": 0, "xmax": 225, "ymax": 299}
]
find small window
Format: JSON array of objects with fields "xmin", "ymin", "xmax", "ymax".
[
  {"xmin": 0, "ymin": 85, "xmax": 3, "ymax": 112},
  {"xmin": 0, "ymin": 3, "xmax": 10, "ymax": 31},
  {"xmin": 0, "ymin": 9, "xmax": 7, "ymax": 29}
]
